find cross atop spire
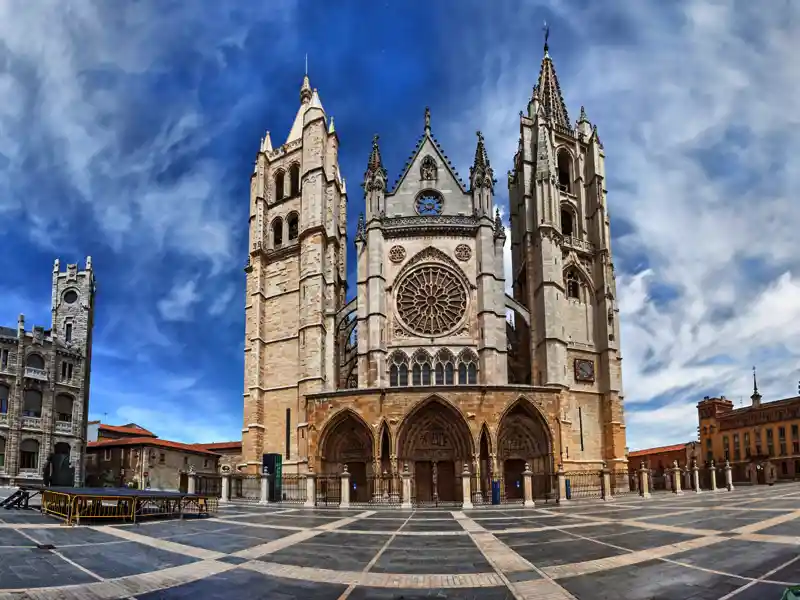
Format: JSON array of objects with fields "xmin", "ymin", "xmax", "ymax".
[{"xmin": 535, "ymin": 27, "xmax": 570, "ymax": 128}]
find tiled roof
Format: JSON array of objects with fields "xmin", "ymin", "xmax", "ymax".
[
  {"xmin": 99, "ymin": 424, "xmax": 156, "ymax": 437},
  {"xmin": 87, "ymin": 437, "xmax": 220, "ymax": 456},
  {"xmin": 191, "ymin": 441, "xmax": 242, "ymax": 451},
  {"xmin": 628, "ymin": 443, "xmax": 689, "ymax": 458},
  {"xmin": 0, "ymin": 326, "xmax": 17, "ymax": 338}
]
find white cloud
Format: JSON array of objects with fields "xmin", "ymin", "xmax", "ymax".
[
  {"xmin": 157, "ymin": 279, "xmax": 200, "ymax": 322},
  {"xmin": 450, "ymin": 0, "xmax": 800, "ymax": 450}
]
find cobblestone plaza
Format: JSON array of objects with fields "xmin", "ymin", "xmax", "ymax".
[{"xmin": 3, "ymin": 484, "xmax": 800, "ymax": 599}]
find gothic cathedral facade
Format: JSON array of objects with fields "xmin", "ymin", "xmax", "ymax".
[{"xmin": 242, "ymin": 46, "xmax": 627, "ymax": 501}]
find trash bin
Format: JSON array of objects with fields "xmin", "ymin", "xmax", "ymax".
[
  {"xmin": 566, "ymin": 479, "xmax": 572, "ymax": 500},
  {"xmin": 782, "ymin": 586, "xmax": 800, "ymax": 600},
  {"xmin": 491, "ymin": 480, "xmax": 500, "ymax": 505}
]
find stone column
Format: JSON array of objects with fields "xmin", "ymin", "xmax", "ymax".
[
  {"xmin": 340, "ymin": 465, "xmax": 351, "ymax": 509},
  {"xmin": 187, "ymin": 472, "xmax": 197, "ymax": 495},
  {"xmin": 522, "ymin": 463, "xmax": 534, "ymax": 508},
  {"xmin": 461, "ymin": 464, "xmax": 473, "ymax": 510},
  {"xmin": 304, "ymin": 471, "xmax": 316, "ymax": 508},
  {"xmin": 683, "ymin": 466, "xmax": 691, "ymax": 491},
  {"xmin": 557, "ymin": 464, "xmax": 568, "ymax": 504},
  {"xmin": 638, "ymin": 462, "xmax": 651, "ymax": 499},
  {"xmin": 672, "ymin": 461, "xmax": 683, "ymax": 495},
  {"xmin": 472, "ymin": 456, "xmax": 483, "ymax": 505},
  {"xmin": 724, "ymin": 460, "xmax": 734, "ymax": 491},
  {"xmin": 709, "ymin": 460, "xmax": 718, "ymax": 492},
  {"xmin": 259, "ymin": 473, "xmax": 269, "ymax": 505},
  {"xmin": 221, "ymin": 474, "xmax": 230, "ymax": 502},
  {"xmin": 401, "ymin": 463, "xmax": 412, "ymax": 510},
  {"xmin": 692, "ymin": 461, "xmax": 702, "ymax": 494},
  {"xmin": 601, "ymin": 462, "xmax": 613, "ymax": 501}
]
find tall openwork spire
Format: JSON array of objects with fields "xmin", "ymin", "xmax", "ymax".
[
  {"xmin": 751, "ymin": 366, "xmax": 762, "ymax": 404},
  {"xmin": 536, "ymin": 24, "xmax": 570, "ymax": 128},
  {"xmin": 300, "ymin": 73, "xmax": 312, "ymax": 105}
]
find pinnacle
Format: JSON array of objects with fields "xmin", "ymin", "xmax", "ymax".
[{"xmin": 536, "ymin": 47, "xmax": 570, "ymax": 128}]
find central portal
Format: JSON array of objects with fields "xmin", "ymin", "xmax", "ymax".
[{"xmin": 397, "ymin": 397, "xmax": 473, "ymax": 506}]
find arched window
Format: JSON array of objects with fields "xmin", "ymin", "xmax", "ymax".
[
  {"xmin": 289, "ymin": 164, "xmax": 300, "ymax": 197},
  {"xmin": 55, "ymin": 394, "xmax": 73, "ymax": 423},
  {"xmin": 457, "ymin": 350, "xmax": 478, "ymax": 385},
  {"xmin": 399, "ymin": 364, "xmax": 409, "ymax": 386},
  {"xmin": 0, "ymin": 386, "xmax": 7, "ymax": 414},
  {"xmin": 445, "ymin": 363, "xmax": 454, "ymax": 385},
  {"xmin": 19, "ymin": 439, "xmax": 39, "ymax": 470},
  {"xmin": 566, "ymin": 270, "xmax": 580, "ymax": 300},
  {"xmin": 272, "ymin": 217, "xmax": 283, "ymax": 247},
  {"xmin": 274, "ymin": 171, "xmax": 285, "ymax": 201},
  {"xmin": 412, "ymin": 364, "xmax": 422, "ymax": 386},
  {"xmin": 422, "ymin": 363, "xmax": 431, "ymax": 386},
  {"xmin": 390, "ymin": 365, "xmax": 399, "ymax": 387},
  {"xmin": 561, "ymin": 208, "xmax": 574, "ymax": 238},
  {"xmin": 557, "ymin": 149, "xmax": 572, "ymax": 193},
  {"xmin": 411, "ymin": 350, "xmax": 432, "ymax": 386},
  {"xmin": 22, "ymin": 390, "xmax": 42, "ymax": 418},
  {"xmin": 435, "ymin": 364, "xmax": 444, "ymax": 385},
  {"xmin": 26, "ymin": 354, "xmax": 44, "ymax": 370},
  {"xmin": 287, "ymin": 213, "xmax": 299, "ymax": 241}
]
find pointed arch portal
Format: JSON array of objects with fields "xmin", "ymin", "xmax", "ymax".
[
  {"xmin": 397, "ymin": 397, "xmax": 474, "ymax": 504},
  {"xmin": 319, "ymin": 410, "xmax": 374, "ymax": 501},
  {"xmin": 497, "ymin": 399, "xmax": 552, "ymax": 501}
]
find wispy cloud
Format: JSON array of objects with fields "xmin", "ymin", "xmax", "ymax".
[{"xmin": 157, "ymin": 279, "xmax": 200, "ymax": 322}]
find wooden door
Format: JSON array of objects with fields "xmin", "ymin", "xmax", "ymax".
[
  {"xmin": 347, "ymin": 462, "xmax": 368, "ymax": 503},
  {"xmin": 504, "ymin": 459, "xmax": 525, "ymax": 501},
  {"xmin": 414, "ymin": 461, "xmax": 433, "ymax": 503}
]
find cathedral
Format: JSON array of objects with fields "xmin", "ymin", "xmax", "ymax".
[{"xmin": 241, "ymin": 42, "xmax": 627, "ymax": 502}]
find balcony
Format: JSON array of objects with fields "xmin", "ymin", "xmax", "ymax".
[
  {"xmin": 24, "ymin": 367, "xmax": 48, "ymax": 381},
  {"xmin": 55, "ymin": 421, "xmax": 74, "ymax": 435},
  {"xmin": 21, "ymin": 416, "xmax": 42, "ymax": 430},
  {"xmin": 562, "ymin": 236, "xmax": 594, "ymax": 254}
]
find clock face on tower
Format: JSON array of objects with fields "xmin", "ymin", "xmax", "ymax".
[{"xmin": 574, "ymin": 359, "xmax": 595, "ymax": 383}]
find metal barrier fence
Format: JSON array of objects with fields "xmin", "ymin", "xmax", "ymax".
[
  {"xmin": 230, "ymin": 474, "xmax": 261, "ymax": 503},
  {"xmin": 410, "ymin": 474, "xmax": 462, "ymax": 507},
  {"xmin": 649, "ymin": 470, "xmax": 669, "ymax": 492},
  {"xmin": 316, "ymin": 475, "xmax": 341, "ymax": 507},
  {"xmin": 498, "ymin": 477, "xmax": 525, "ymax": 505},
  {"xmin": 564, "ymin": 471, "xmax": 603, "ymax": 499},
  {"xmin": 611, "ymin": 471, "xmax": 636, "ymax": 496},
  {"xmin": 273, "ymin": 474, "xmax": 307, "ymax": 505},
  {"xmin": 532, "ymin": 472, "xmax": 558, "ymax": 503},
  {"xmin": 41, "ymin": 490, "xmax": 218, "ymax": 525}
]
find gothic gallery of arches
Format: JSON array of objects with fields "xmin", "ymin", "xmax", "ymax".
[{"xmin": 316, "ymin": 396, "xmax": 551, "ymax": 503}]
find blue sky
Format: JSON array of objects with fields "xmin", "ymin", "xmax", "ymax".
[{"xmin": 1, "ymin": 0, "xmax": 799, "ymax": 451}]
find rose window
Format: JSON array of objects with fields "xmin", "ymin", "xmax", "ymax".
[
  {"xmin": 396, "ymin": 266, "xmax": 467, "ymax": 336},
  {"xmin": 415, "ymin": 191, "xmax": 444, "ymax": 215}
]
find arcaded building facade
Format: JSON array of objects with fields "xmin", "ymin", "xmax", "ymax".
[
  {"xmin": 0, "ymin": 258, "xmax": 95, "ymax": 485},
  {"xmin": 242, "ymin": 45, "xmax": 627, "ymax": 502}
]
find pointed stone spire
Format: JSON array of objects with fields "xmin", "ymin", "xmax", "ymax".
[
  {"xmin": 535, "ymin": 28, "xmax": 570, "ymax": 128},
  {"xmin": 363, "ymin": 135, "xmax": 387, "ymax": 191},
  {"xmin": 355, "ymin": 212, "xmax": 366, "ymax": 243},
  {"xmin": 260, "ymin": 131, "xmax": 273, "ymax": 153},
  {"xmin": 576, "ymin": 106, "xmax": 592, "ymax": 139},
  {"xmin": 300, "ymin": 74, "xmax": 312, "ymax": 105},
  {"xmin": 751, "ymin": 366, "xmax": 762, "ymax": 407},
  {"xmin": 494, "ymin": 208, "xmax": 506, "ymax": 241},
  {"xmin": 424, "ymin": 106, "xmax": 431, "ymax": 134},
  {"xmin": 473, "ymin": 131, "xmax": 489, "ymax": 170},
  {"xmin": 328, "ymin": 116, "xmax": 335, "ymax": 134}
]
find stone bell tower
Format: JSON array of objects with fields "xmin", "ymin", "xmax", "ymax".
[
  {"xmin": 242, "ymin": 73, "xmax": 347, "ymax": 472},
  {"xmin": 508, "ymin": 31, "xmax": 626, "ymax": 464}
]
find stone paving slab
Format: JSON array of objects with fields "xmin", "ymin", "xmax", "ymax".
[{"xmin": 1, "ymin": 485, "xmax": 800, "ymax": 597}]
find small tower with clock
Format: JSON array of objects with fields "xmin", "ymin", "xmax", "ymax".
[{"xmin": 507, "ymin": 31, "xmax": 625, "ymax": 466}]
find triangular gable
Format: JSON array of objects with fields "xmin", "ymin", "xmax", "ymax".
[{"xmin": 389, "ymin": 132, "xmax": 467, "ymax": 195}]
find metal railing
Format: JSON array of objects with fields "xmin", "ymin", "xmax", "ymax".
[
  {"xmin": 230, "ymin": 474, "xmax": 261, "ymax": 503},
  {"xmin": 611, "ymin": 471, "xmax": 636, "ymax": 496},
  {"xmin": 196, "ymin": 474, "xmax": 222, "ymax": 498},
  {"xmin": 350, "ymin": 474, "xmax": 402, "ymax": 507},
  {"xmin": 532, "ymin": 472, "xmax": 558, "ymax": 503},
  {"xmin": 315, "ymin": 475, "xmax": 341, "ymax": 507},
  {"xmin": 564, "ymin": 470, "xmax": 603, "ymax": 500},
  {"xmin": 272, "ymin": 474, "xmax": 307, "ymax": 505}
]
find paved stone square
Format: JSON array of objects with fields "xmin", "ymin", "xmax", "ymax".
[{"xmin": 1, "ymin": 485, "xmax": 800, "ymax": 598}]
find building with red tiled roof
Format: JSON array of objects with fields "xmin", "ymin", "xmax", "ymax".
[
  {"xmin": 626, "ymin": 441, "xmax": 699, "ymax": 476},
  {"xmin": 84, "ymin": 426, "xmax": 220, "ymax": 491},
  {"xmin": 190, "ymin": 441, "xmax": 243, "ymax": 473}
]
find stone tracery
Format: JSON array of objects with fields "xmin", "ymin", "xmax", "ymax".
[{"xmin": 396, "ymin": 266, "xmax": 467, "ymax": 336}]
